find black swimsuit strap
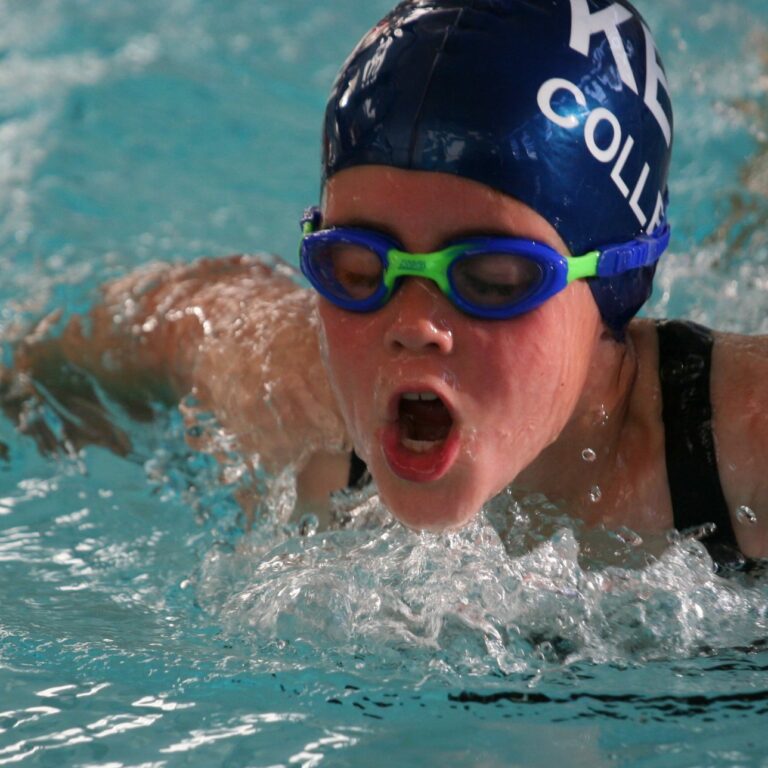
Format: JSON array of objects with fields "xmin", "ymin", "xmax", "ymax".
[{"xmin": 656, "ymin": 320, "xmax": 742, "ymax": 565}]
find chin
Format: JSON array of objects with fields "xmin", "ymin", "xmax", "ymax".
[{"xmin": 376, "ymin": 478, "xmax": 484, "ymax": 533}]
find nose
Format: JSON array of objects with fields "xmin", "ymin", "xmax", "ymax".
[{"xmin": 383, "ymin": 278, "xmax": 454, "ymax": 354}]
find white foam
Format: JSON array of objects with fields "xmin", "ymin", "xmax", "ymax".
[{"xmin": 195, "ymin": 487, "xmax": 768, "ymax": 679}]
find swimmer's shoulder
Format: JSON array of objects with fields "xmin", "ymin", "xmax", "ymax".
[
  {"xmin": 710, "ymin": 329, "xmax": 768, "ymax": 557},
  {"xmin": 626, "ymin": 320, "xmax": 768, "ymax": 557},
  {"xmin": 625, "ymin": 320, "xmax": 768, "ymax": 427},
  {"xmin": 709, "ymin": 328, "xmax": 768, "ymax": 454}
]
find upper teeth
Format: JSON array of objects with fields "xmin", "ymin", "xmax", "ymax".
[{"xmin": 402, "ymin": 392, "xmax": 439, "ymax": 401}]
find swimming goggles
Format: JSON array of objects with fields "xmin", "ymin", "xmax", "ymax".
[{"xmin": 299, "ymin": 206, "xmax": 670, "ymax": 320}]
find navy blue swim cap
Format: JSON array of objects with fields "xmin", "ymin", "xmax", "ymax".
[{"xmin": 322, "ymin": 0, "xmax": 674, "ymax": 333}]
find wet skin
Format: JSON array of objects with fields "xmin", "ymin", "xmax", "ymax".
[
  {"xmin": 7, "ymin": 167, "xmax": 768, "ymax": 555},
  {"xmin": 319, "ymin": 166, "xmax": 633, "ymax": 531},
  {"xmin": 318, "ymin": 167, "xmax": 768, "ymax": 556}
]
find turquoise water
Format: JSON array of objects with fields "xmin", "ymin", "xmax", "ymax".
[{"xmin": 1, "ymin": 1, "xmax": 768, "ymax": 766}]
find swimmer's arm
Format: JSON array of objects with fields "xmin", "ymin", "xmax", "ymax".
[
  {"xmin": 12, "ymin": 256, "xmax": 266, "ymax": 407},
  {"xmin": 0, "ymin": 259, "xmax": 214, "ymax": 454},
  {"xmin": 5, "ymin": 258, "xmax": 218, "ymax": 420},
  {"xmin": 712, "ymin": 332, "xmax": 768, "ymax": 558},
  {"xmin": 4, "ymin": 255, "xmax": 352, "ymax": 509}
]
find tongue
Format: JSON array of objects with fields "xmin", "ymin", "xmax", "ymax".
[{"xmin": 399, "ymin": 399, "xmax": 453, "ymax": 442}]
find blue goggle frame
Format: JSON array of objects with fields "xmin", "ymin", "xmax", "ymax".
[{"xmin": 299, "ymin": 206, "xmax": 670, "ymax": 320}]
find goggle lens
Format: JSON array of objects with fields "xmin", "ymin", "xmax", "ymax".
[
  {"xmin": 449, "ymin": 253, "xmax": 544, "ymax": 310},
  {"xmin": 311, "ymin": 240, "xmax": 384, "ymax": 303}
]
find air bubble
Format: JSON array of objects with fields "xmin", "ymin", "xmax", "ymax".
[
  {"xmin": 736, "ymin": 505, "xmax": 758, "ymax": 525},
  {"xmin": 581, "ymin": 448, "xmax": 597, "ymax": 463},
  {"xmin": 589, "ymin": 486, "xmax": 602, "ymax": 503}
]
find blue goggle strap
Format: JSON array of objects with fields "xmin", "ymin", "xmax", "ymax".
[{"xmin": 591, "ymin": 221, "xmax": 671, "ymax": 279}]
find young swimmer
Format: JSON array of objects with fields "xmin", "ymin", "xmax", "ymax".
[{"xmin": 4, "ymin": 0, "xmax": 768, "ymax": 566}]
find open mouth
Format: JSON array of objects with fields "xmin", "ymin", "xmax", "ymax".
[
  {"xmin": 381, "ymin": 390, "xmax": 460, "ymax": 482},
  {"xmin": 398, "ymin": 392, "xmax": 454, "ymax": 451}
]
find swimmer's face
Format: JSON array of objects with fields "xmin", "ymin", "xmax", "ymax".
[{"xmin": 317, "ymin": 166, "xmax": 603, "ymax": 531}]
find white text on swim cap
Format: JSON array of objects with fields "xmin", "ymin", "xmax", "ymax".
[
  {"xmin": 537, "ymin": 79, "xmax": 664, "ymax": 230},
  {"xmin": 568, "ymin": 0, "xmax": 671, "ymax": 146}
]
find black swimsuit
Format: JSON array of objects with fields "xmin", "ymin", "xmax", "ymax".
[
  {"xmin": 347, "ymin": 320, "xmax": 752, "ymax": 570},
  {"xmin": 656, "ymin": 320, "xmax": 751, "ymax": 570}
]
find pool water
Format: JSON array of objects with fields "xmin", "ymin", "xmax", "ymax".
[{"xmin": 1, "ymin": 1, "xmax": 768, "ymax": 766}]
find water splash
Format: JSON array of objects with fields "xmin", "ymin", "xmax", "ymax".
[
  {"xmin": 194, "ymin": 488, "xmax": 768, "ymax": 681},
  {"xmin": 736, "ymin": 505, "xmax": 758, "ymax": 525}
]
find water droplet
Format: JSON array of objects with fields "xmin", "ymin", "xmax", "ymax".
[
  {"xmin": 298, "ymin": 513, "xmax": 319, "ymax": 537},
  {"xmin": 666, "ymin": 529, "xmax": 682, "ymax": 545},
  {"xmin": 736, "ymin": 505, "xmax": 758, "ymax": 525},
  {"xmin": 595, "ymin": 404, "xmax": 609, "ymax": 426},
  {"xmin": 687, "ymin": 522, "xmax": 717, "ymax": 540},
  {"xmin": 614, "ymin": 526, "xmax": 643, "ymax": 547},
  {"xmin": 589, "ymin": 485, "xmax": 602, "ymax": 503},
  {"xmin": 180, "ymin": 392, "xmax": 202, "ymax": 409},
  {"xmin": 581, "ymin": 448, "xmax": 597, "ymax": 463}
]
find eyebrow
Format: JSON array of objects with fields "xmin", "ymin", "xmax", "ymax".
[{"xmin": 324, "ymin": 217, "xmax": 529, "ymax": 249}]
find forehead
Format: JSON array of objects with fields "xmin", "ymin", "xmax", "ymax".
[{"xmin": 323, "ymin": 166, "xmax": 569, "ymax": 254}]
